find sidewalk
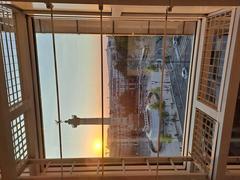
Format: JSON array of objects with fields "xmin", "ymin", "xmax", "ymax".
[{"xmin": 145, "ymin": 69, "xmax": 182, "ymax": 156}]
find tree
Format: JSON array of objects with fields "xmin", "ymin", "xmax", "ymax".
[
  {"xmin": 145, "ymin": 64, "xmax": 158, "ymax": 72},
  {"xmin": 160, "ymin": 134, "xmax": 174, "ymax": 144},
  {"xmin": 149, "ymin": 87, "xmax": 160, "ymax": 96},
  {"xmin": 161, "ymin": 100, "xmax": 166, "ymax": 109},
  {"xmin": 161, "ymin": 111, "xmax": 169, "ymax": 119},
  {"xmin": 149, "ymin": 102, "xmax": 160, "ymax": 110},
  {"xmin": 165, "ymin": 55, "xmax": 171, "ymax": 64}
]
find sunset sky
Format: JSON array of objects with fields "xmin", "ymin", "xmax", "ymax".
[{"xmin": 37, "ymin": 34, "xmax": 109, "ymax": 158}]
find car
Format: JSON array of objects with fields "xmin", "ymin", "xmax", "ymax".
[
  {"xmin": 173, "ymin": 36, "xmax": 181, "ymax": 47},
  {"xmin": 156, "ymin": 58, "xmax": 162, "ymax": 64},
  {"xmin": 149, "ymin": 59, "xmax": 162, "ymax": 69},
  {"xmin": 181, "ymin": 67, "xmax": 188, "ymax": 80},
  {"xmin": 173, "ymin": 39, "xmax": 178, "ymax": 47}
]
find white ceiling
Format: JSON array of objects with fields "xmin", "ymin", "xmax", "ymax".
[{"xmin": 11, "ymin": 2, "xmax": 227, "ymax": 15}]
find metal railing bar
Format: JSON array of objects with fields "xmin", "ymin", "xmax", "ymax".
[
  {"xmin": 70, "ymin": 161, "xmax": 75, "ymax": 175},
  {"xmin": 170, "ymin": 159, "xmax": 178, "ymax": 171},
  {"xmin": 27, "ymin": 156, "xmax": 193, "ymax": 164},
  {"xmin": 122, "ymin": 159, "xmax": 125, "ymax": 174},
  {"xmin": 146, "ymin": 159, "xmax": 151, "ymax": 172},
  {"xmin": 96, "ymin": 160, "xmax": 100, "ymax": 175},
  {"xmin": 43, "ymin": 161, "xmax": 52, "ymax": 174}
]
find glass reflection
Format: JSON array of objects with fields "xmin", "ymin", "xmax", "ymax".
[
  {"xmin": 106, "ymin": 36, "xmax": 193, "ymax": 157},
  {"xmin": 37, "ymin": 34, "xmax": 193, "ymax": 158}
]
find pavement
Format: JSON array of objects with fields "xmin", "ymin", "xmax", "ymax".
[
  {"xmin": 144, "ymin": 69, "xmax": 182, "ymax": 156},
  {"xmin": 115, "ymin": 36, "xmax": 192, "ymax": 157}
]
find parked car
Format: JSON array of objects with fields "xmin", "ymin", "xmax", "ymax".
[
  {"xmin": 149, "ymin": 58, "xmax": 162, "ymax": 69},
  {"xmin": 181, "ymin": 67, "xmax": 188, "ymax": 80}
]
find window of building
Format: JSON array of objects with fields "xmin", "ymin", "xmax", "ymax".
[
  {"xmin": 10, "ymin": 114, "xmax": 28, "ymax": 161},
  {"xmin": 198, "ymin": 11, "xmax": 231, "ymax": 108},
  {"xmin": 192, "ymin": 109, "xmax": 217, "ymax": 172},
  {"xmin": 0, "ymin": 7, "xmax": 22, "ymax": 107}
]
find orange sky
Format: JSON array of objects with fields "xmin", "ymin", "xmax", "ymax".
[{"xmin": 37, "ymin": 34, "xmax": 110, "ymax": 158}]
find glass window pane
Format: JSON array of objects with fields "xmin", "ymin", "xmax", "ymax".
[{"xmin": 36, "ymin": 33, "xmax": 193, "ymax": 158}]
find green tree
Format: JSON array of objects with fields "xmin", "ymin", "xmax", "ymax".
[
  {"xmin": 150, "ymin": 87, "xmax": 160, "ymax": 95},
  {"xmin": 149, "ymin": 102, "xmax": 160, "ymax": 110},
  {"xmin": 148, "ymin": 100, "xmax": 167, "ymax": 113},
  {"xmin": 160, "ymin": 134, "xmax": 174, "ymax": 144},
  {"xmin": 161, "ymin": 100, "xmax": 166, "ymax": 109},
  {"xmin": 145, "ymin": 64, "xmax": 158, "ymax": 72},
  {"xmin": 161, "ymin": 111, "xmax": 169, "ymax": 119},
  {"xmin": 165, "ymin": 55, "xmax": 171, "ymax": 64}
]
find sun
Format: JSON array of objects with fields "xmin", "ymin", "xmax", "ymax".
[
  {"xmin": 95, "ymin": 142, "xmax": 101, "ymax": 150},
  {"xmin": 93, "ymin": 140, "xmax": 102, "ymax": 155}
]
